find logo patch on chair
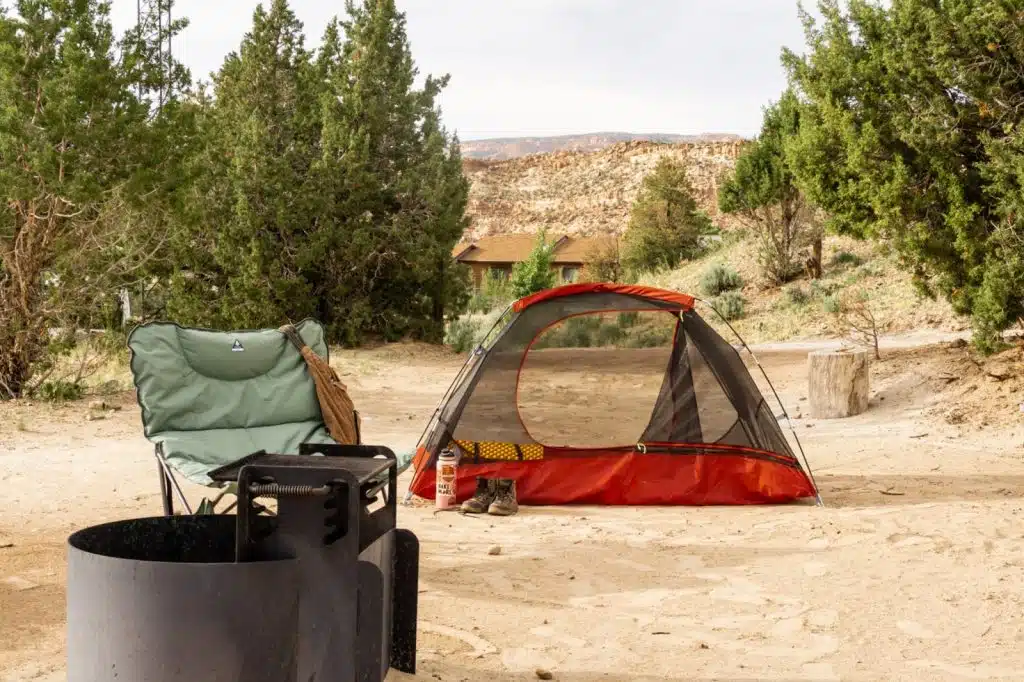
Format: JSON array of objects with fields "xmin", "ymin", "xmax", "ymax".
[{"xmin": 231, "ymin": 339, "xmax": 244, "ymax": 352}]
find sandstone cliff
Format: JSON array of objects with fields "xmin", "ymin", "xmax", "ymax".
[
  {"xmin": 460, "ymin": 132, "xmax": 744, "ymax": 160},
  {"xmin": 461, "ymin": 140, "xmax": 746, "ymax": 241}
]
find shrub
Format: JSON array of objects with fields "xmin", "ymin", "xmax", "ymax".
[
  {"xmin": 830, "ymin": 250, "xmax": 863, "ymax": 267},
  {"xmin": 445, "ymin": 317, "xmax": 480, "ymax": 353},
  {"xmin": 822, "ymin": 294, "xmax": 841, "ymax": 314},
  {"xmin": 700, "ymin": 263, "xmax": 744, "ymax": 297},
  {"xmin": 595, "ymin": 322, "xmax": 625, "ymax": 347},
  {"xmin": 469, "ymin": 270, "xmax": 514, "ymax": 314},
  {"xmin": 580, "ymin": 238, "xmax": 624, "ymax": 283},
  {"xmin": 713, "ymin": 290, "xmax": 746, "ymax": 321},
  {"xmin": 622, "ymin": 325, "xmax": 674, "ymax": 348},
  {"xmin": 617, "ymin": 311, "xmax": 639, "ymax": 328},
  {"xmin": 34, "ymin": 379, "xmax": 84, "ymax": 402},
  {"xmin": 784, "ymin": 283, "xmax": 810, "ymax": 306}
]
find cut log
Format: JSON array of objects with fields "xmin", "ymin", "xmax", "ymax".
[{"xmin": 807, "ymin": 349, "xmax": 870, "ymax": 419}]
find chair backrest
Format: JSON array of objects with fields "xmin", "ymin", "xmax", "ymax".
[{"xmin": 128, "ymin": 319, "xmax": 328, "ymax": 439}]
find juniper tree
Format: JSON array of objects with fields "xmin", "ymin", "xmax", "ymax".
[
  {"xmin": 165, "ymin": 0, "xmax": 321, "ymax": 329},
  {"xmin": 719, "ymin": 89, "xmax": 822, "ymax": 285},
  {"xmin": 783, "ymin": 0, "xmax": 1024, "ymax": 351},
  {"xmin": 622, "ymin": 157, "xmax": 714, "ymax": 274},
  {"xmin": 0, "ymin": 0, "xmax": 188, "ymax": 397}
]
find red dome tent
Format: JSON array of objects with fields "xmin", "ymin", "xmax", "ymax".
[{"xmin": 408, "ymin": 283, "xmax": 820, "ymax": 506}]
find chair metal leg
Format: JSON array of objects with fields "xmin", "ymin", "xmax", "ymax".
[
  {"xmin": 154, "ymin": 446, "xmax": 193, "ymax": 515},
  {"xmin": 157, "ymin": 460, "xmax": 174, "ymax": 516}
]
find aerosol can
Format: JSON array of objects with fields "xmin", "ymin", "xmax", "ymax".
[{"xmin": 435, "ymin": 447, "xmax": 459, "ymax": 509}]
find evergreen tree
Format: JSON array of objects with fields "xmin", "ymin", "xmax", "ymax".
[
  {"xmin": 622, "ymin": 157, "xmax": 714, "ymax": 273},
  {"xmin": 719, "ymin": 89, "xmax": 821, "ymax": 284},
  {"xmin": 0, "ymin": 0, "xmax": 188, "ymax": 397},
  {"xmin": 166, "ymin": 0, "xmax": 320, "ymax": 328},
  {"xmin": 315, "ymin": 0, "xmax": 470, "ymax": 343},
  {"xmin": 510, "ymin": 231, "xmax": 557, "ymax": 299},
  {"xmin": 783, "ymin": 0, "xmax": 1024, "ymax": 351}
]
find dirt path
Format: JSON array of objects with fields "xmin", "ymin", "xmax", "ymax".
[{"xmin": 2, "ymin": 342, "xmax": 1023, "ymax": 681}]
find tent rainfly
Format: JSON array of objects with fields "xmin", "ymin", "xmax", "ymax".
[{"xmin": 408, "ymin": 283, "xmax": 820, "ymax": 506}]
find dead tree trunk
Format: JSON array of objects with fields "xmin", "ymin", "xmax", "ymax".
[{"xmin": 807, "ymin": 349, "xmax": 870, "ymax": 419}]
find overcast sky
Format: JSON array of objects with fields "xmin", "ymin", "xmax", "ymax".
[{"xmin": 108, "ymin": 0, "xmax": 811, "ymax": 140}]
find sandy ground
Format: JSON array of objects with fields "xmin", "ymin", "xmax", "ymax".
[{"xmin": 2, "ymin": 339, "xmax": 1024, "ymax": 682}]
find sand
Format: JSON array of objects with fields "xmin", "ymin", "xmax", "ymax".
[{"xmin": 2, "ymin": 340, "xmax": 1024, "ymax": 681}]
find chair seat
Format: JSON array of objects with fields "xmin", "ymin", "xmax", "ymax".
[
  {"xmin": 157, "ymin": 423, "xmax": 417, "ymax": 486},
  {"xmin": 157, "ymin": 422, "xmax": 337, "ymax": 485}
]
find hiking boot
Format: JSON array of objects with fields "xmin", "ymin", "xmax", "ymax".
[
  {"xmin": 488, "ymin": 478, "xmax": 519, "ymax": 516},
  {"xmin": 460, "ymin": 477, "xmax": 496, "ymax": 513}
]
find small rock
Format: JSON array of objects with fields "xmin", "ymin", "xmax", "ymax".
[
  {"xmin": 86, "ymin": 413, "xmax": 106, "ymax": 421},
  {"xmin": 535, "ymin": 669, "xmax": 553, "ymax": 680},
  {"xmin": 88, "ymin": 400, "xmax": 106, "ymax": 411},
  {"xmin": 487, "ymin": 545, "xmax": 502, "ymax": 556},
  {"xmin": 698, "ymin": 642, "xmax": 710, "ymax": 649}
]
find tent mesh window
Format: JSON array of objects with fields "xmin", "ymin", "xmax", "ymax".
[{"xmin": 426, "ymin": 292, "xmax": 795, "ymax": 461}]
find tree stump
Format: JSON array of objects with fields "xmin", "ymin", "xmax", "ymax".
[{"xmin": 807, "ymin": 349, "xmax": 870, "ymax": 419}]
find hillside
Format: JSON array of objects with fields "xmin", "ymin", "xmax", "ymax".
[
  {"xmin": 460, "ymin": 132, "xmax": 744, "ymax": 160},
  {"xmin": 461, "ymin": 139, "xmax": 745, "ymax": 241}
]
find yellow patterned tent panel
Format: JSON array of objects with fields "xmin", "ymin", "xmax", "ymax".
[{"xmin": 451, "ymin": 439, "xmax": 544, "ymax": 461}]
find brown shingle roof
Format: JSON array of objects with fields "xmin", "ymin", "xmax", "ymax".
[
  {"xmin": 452, "ymin": 234, "xmax": 617, "ymax": 265},
  {"xmin": 553, "ymin": 235, "xmax": 618, "ymax": 264}
]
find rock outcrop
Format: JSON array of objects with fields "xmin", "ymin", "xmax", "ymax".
[{"xmin": 462, "ymin": 140, "xmax": 746, "ymax": 241}]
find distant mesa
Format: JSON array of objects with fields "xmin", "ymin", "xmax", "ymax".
[{"xmin": 460, "ymin": 131, "xmax": 746, "ymax": 160}]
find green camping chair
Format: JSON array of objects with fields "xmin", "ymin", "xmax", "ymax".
[{"xmin": 127, "ymin": 318, "xmax": 413, "ymax": 515}]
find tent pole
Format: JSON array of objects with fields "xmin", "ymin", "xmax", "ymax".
[
  {"xmin": 402, "ymin": 303, "xmax": 516, "ymax": 504},
  {"xmin": 694, "ymin": 298, "xmax": 824, "ymax": 507}
]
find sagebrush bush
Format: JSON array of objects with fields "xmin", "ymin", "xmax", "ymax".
[
  {"xmin": 713, "ymin": 290, "xmax": 746, "ymax": 321},
  {"xmin": 700, "ymin": 263, "xmax": 743, "ymax": 297},
  {"xmin": 784, "ymin": 283, "xmax": 810, "ymax": 306},
  {"xmin": 822, "ymin": 294, "xmax": 842, "ymax": 314},
  {"xmin": 445, "ymin": 317, "xmax": 480, "ymax": 353},
  {"xmin": 830, "ymin": 250, "xmax": 863, "ymax": 267},
  {"xmin": 617, "ymin": 311, "xmax": 639, "ymax": 328}
]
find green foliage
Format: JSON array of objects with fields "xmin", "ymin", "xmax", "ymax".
[
  {"xmin": 35, "ymin": 380, "xmax": 85, "ymax": 403},
  {"xmin": 165, "ymin": 0, "xmax": 469, "ymax": 345},
  {"xmin": 580, "ymin": 237, "xmax": 624, "ymax": 283},
  {"xmin": 510, "ymin": 231, "xmax": 557, "ymax": 299},
  {"xmin": 444, "ymin": 317, "xmax": 480, "ymax": 353},
  {"xmin": 713, "ymin": 291, "xmax": 747, "ymax": 321},
  {"xmin": 469, "ymin": 270, "xmax": 514, "ymax": 314},
  {"xmin": 617, "ymin": 311, "xmax": 639, "ymax": 328},
  {"xmin": 0, "ymin": 0, "xmax": 190, "ymax": 398},
  {"xmin": 782, "ymin": 0, "xmax": 1024, "ymax": 351},
  {"xmin": 719, "ymin": 89, "xmax": 820, "ymax": 285},
  {"xmin": 700, "ymin": 263, "xmax": 744, "ymax": 297},
  {"xmin": 622, "ymin": 157, "xmax": 715, "ymax": 273},
  {"xmin": 830, "ymin": 251, "xmax": 864, "ymax": 268},
  {"xmin": 530, "ymin": 313, "xmax": 673, "ymax": 350},
  {"xmin": 784, "ymin": 284, "xmax": 810, "ymax": 306},
  {"xmin": 822, "ymin": 294, "xmax": 841, "ymax": 315}
]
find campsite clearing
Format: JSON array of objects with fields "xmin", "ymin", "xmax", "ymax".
[{"xmin": 2, "ymin": 339, "xmax": 1024, "ymax": 681}]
